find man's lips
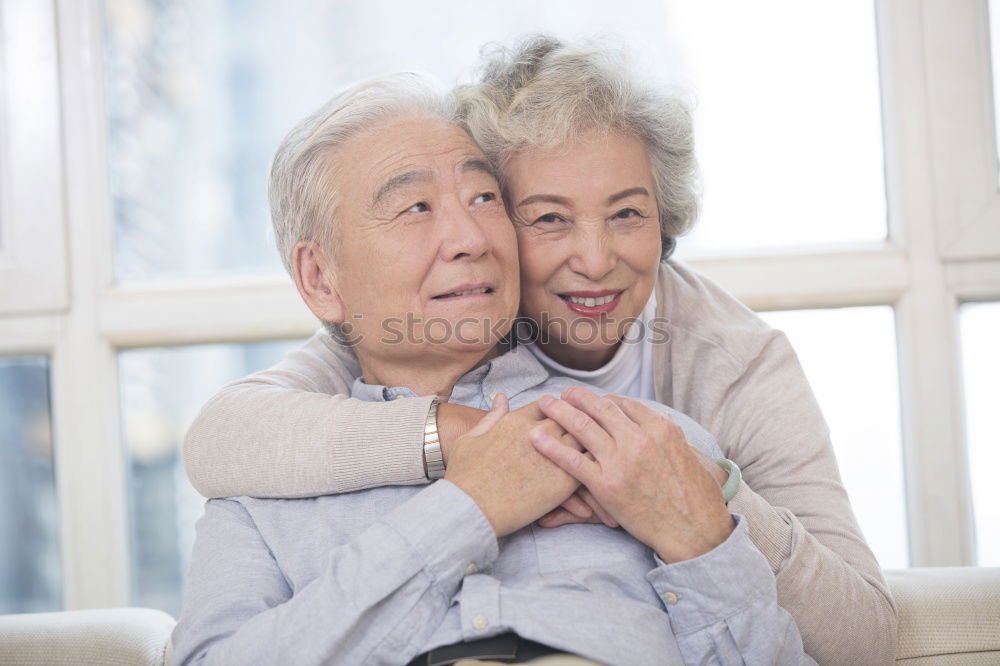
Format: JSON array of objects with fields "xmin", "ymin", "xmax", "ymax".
[
  {"xmin": 431, "ymin": 283, "xmax": 495, "ymax": 300},
  {"xmin": 557, "ymin": 290, "xmax": 624, "ymax": 317}
]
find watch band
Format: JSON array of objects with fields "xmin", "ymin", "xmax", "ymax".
[
  {"xmin": 423, "ymin": 398, "xmax": 445, "ymax": 480},
  {"xmin": 713, "ymin": 458, "xmax": 742, "ymax": 504}
]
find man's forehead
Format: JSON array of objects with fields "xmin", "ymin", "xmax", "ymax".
[
  {"xmin": 371, "ymin": 157, "xmax": 497, "ymax": 207},
  {"xmin": 334, "ymin": 116, "xmax": 495, "ymax": 212}
]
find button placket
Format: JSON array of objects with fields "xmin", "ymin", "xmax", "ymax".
[{"xmin": 459, "ymin": 573, "xmax": 503, "ymax": 639}]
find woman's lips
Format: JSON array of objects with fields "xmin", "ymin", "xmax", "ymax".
[{"xmin": 557, "ymin": 290, "xmax": 623, "ymax": 318}]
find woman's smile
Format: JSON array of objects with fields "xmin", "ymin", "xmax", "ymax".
[{"xmin": 557, "ymin": 289, "xmax": 624, "ymax": 317}]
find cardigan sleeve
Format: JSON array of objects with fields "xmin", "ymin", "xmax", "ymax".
[
  {"xmin": 717, "ymin": 330, "xmax": 898, "ymax": 665},
  {"xmin": 182, "ymin": 330, "xmax": 434, "ymax": 499}
]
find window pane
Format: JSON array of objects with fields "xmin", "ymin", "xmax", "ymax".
[
  {"xmin": 757, "ymin": 306, "xmax": 908, "ymax": 569},
  {"xmin": 103, "ymin": 0, "xmax": 885, "ymax": 282},
  {"xmin": 960, "ymin": 302, "xmax": 1000, "ymax": 566},
  {"xmin": 0, "ymin": 356, "xmax": 61, "ymax": 613},
  {"xmin": 119, "ymin": 339, "xmax": 303, "ymax": 617},
  {"xmin": 992, "ymin": 0, "xmax": 1000, "ymax": 180},
  {"xmin": 673, "ymin": 2, "xmax": 887, "ymax": 254}
]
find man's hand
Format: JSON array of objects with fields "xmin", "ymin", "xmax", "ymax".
[
  {"xmin": 445, "ymin": 394, "xmax": 582, "ymax": 537},
  {"xmin": 436, "ymin": 402, "xmax": 487, "ymax": 464},
  {"xmin": 531, "ymin": 388, "xmax": 734, "ymax": 563}
]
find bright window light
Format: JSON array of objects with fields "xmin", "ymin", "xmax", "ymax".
[
  {"xmin": 960, "ymin": 302, "xmax": 1000, "ymax": 566},
  {"xmin": 103, "ymin": 0, "xmax": 886, "ymax": 281},
  {"xmin": 757, "ymin": 306, "xmax": 908, "ymax": 569}
]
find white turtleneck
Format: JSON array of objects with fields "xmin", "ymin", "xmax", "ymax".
[{"xmin": 526, "ymin": 290, "xmax": 658, "ymax": 401}]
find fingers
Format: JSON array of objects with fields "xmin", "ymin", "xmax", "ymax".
[
  {"xmin": 464, "ymin": 393, "xmax": 509, "ymax": 437},
  {"xmin": 492, "ymin": 392, "xmax": 510, "ymax": 413},
  {"xmin": 560, "ymin": 494, "xmax": 594, "ymax": 520},
  {"xmin": 560, "ymin": 387, "xmax": 640, "ymax": 443},
  {"xmin": 578, "ymin": 486, "xmax": 618, "ymax": 528},
  {"xmin": 537, "ymin": 392, "xmax": 616, "ymax": 459},
  {"xmin": 529, "ymin": 428, "xmax": 601, "ymax": 488},
  {"xmin": 609, "ymin": 396, "xmax": 687, "ymax": 447},
  {"xmin": 537, "ymin": 508, "xmax": 597, "ymax": 529},
  {"xmin": 603, "ymin": 394, "xmax": 667, "ymax": 429}
]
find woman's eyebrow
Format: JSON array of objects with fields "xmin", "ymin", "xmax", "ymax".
[
  {"xmin": 607, "ymin": 187, "xmax": 650, "ymax": 205},
  {"xmin": 517, "ymin": 193, "xmax": 571, "ymax": 208}
]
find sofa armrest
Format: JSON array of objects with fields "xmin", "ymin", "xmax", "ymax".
[
  {"xmin": 886, "ymin": 567, "xmax": 1000, "ymax": 663},
  {"xmin": 0, "ymin": 607, "xmax": 175, "ymax": 666}
]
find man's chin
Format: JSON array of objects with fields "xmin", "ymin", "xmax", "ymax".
[{"xmin": 424, "ymin": 339, "xmax": 505, "ymax": 357}]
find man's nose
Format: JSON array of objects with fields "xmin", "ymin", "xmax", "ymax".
[{"xmin": 438, "ymin": 200, "xmax": 490, "ymax": 262}]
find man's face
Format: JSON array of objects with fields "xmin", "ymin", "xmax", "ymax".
[{"xmin": 327, "ymin": 115, "xmax": 519, "ymax": 364}]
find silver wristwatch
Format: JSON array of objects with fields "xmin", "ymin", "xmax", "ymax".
[{"xmin": 423, "ymin": 398, "xmax": 445, "ymax": 480}]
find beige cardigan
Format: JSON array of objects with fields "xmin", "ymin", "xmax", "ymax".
[{"xmin": 183, "ymin": 259, "xmax": 897, "ymax": 665}]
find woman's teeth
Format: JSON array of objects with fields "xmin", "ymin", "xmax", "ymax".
[{"xmin": 564, "ymin": 293, "xmax": 617, "ymax": 307}]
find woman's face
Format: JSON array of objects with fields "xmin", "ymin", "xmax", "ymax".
[{"xmin": 504, "ymin": 129, "xmax": 663, "ymax": 370}]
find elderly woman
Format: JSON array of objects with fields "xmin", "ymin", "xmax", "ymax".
[
  {"xmin": 174, "ymin": 73, "xmax": 810, "ymax": 665},
  {"xmin": 183, "ymin": 37, "xmax": 896, "ymax": 664}
]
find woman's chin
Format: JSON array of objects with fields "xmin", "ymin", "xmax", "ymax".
[{"xmin": 544, "ymin": 339, "xmax": 622, "ymax": 371}]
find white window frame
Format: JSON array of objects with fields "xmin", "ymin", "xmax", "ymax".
[
  {"xmin": 0, "ymin": 0, "xmax": 68, "ymax": 314},
  {"xmin": 1, "ymin": 0, "xmax": 997, "ymax": 609}
]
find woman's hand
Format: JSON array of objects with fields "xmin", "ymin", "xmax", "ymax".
[
  {"xmin": 440, "ymin": 400, "xmax": 614, "ymax": 526},
  {"xmin": 446, "ymin": 395, "xmax": 587, "ymax": 536},
  {"xmin": 530, "ymin": 387, "xmax": 734, "ymax": 563},
  {"xmin": 537, "ymin": 486, "xmax": 619, "ymax": 529}
]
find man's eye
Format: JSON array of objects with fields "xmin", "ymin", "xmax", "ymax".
[
  {"xmin": 404, "ymin": 202, "xmax": 429, "ymax": 214},
  {"xmin": 473, "ymin": 192, "xmax": 497, "ymax": 204}
]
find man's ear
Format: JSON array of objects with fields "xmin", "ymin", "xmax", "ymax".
[{"xmin": 291, "ymin": 240, "xmax": 346, "ymax": 324}]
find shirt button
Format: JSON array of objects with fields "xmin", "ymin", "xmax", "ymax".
[
  {"xmin": 472, "ymin": 615, "xmax": 489, "ymax": 630},
  {"xmin": 464, "ymin": 563, "xmax": 478, "ymax": 576},
  {"xmin": 662, "ymin": 591, "xmax": 679, "ymax": 605}
]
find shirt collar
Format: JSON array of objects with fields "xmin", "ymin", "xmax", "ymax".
[{"xmin": 350, "ymin": 345, "xmax": 549, "ymax": 408}]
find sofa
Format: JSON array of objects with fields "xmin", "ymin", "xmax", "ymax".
[{"xmin": 0, "ymin": 568, "xmax": 997, "ymax": 665}]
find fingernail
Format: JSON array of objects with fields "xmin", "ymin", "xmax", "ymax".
[{"xmin": 538, "ymin": 394, "xmax": 553, "ymax": 406}]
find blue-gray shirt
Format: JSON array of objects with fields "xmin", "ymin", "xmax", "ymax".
[{"xmin": 172, "ymin": 346, "xmax": 812, "ymax": 665}]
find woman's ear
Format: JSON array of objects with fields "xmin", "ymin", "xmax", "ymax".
[{"xmin": 291, "ymin": 240, "xmax": 346, "ymax": 324}]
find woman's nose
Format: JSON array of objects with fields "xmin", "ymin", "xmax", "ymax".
[{"xmin": 567, "ymin": 229, "xmax": 616, "ymax": 281}]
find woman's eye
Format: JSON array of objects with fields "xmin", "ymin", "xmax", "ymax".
[
  {"xmin": 534, "ymin": 213, "xmax": 567, "ymax": 225},
  {"xmin": 614, "ymin": 208, "xmax": 642, "ymax": 219},
  {"xmin": 404, "ymin": 202, "xmax": 429, "ymax": 214}
]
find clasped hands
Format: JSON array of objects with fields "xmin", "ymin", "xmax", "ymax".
[{"xmin": 444, "ymin": 387, "xmax": 734, "ymax": 564}]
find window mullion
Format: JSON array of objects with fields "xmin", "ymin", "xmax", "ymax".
[
  {"xmin": 52, "ymin": 0, "xmax": 130, "ymax": 608},
  {"xmin": 879, "ymin": 0, "xmax": 976, "ymax": 566}
]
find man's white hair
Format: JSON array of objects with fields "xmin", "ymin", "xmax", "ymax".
[{"xmin": 268, "ymin": 73, "xmax": 457, "ymax": 275}]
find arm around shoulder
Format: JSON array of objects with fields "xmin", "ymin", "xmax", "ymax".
[{"xmin": 182, "ymin": 330, "xmax": 434, "ymax": 498}]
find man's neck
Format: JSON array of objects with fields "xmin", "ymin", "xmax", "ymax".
[{"xmin": 356, "ymin": 345, "xmax": 501, "ymax": 400}]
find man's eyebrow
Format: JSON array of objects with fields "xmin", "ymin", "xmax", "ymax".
[
  {"xmin": 459, "ymin": 158, "xmax": 500, "ymax": 182},
  {"xmin": 516, "ymin": 193, "xmax": 572, "ymax": 208},
  {"xmin": 607, "ymin": 187, "xmax": 651, "ymax": 205},
  {"xmin": 371, "ymin": 169, "xmax": 433, "ymax": 209}
]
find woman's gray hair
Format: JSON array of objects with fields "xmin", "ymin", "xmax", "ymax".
[
  {"xmin": 269, "ymin": 72, "xmax": 456, "ymax": 275},
  {"xmin": 455, "ymin": 35, "xmax": 699, "ymax": 257}
]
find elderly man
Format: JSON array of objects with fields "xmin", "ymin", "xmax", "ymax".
[{"xmin": 171, "ymin": 74, "xmax": 812, "ymax": 666}]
